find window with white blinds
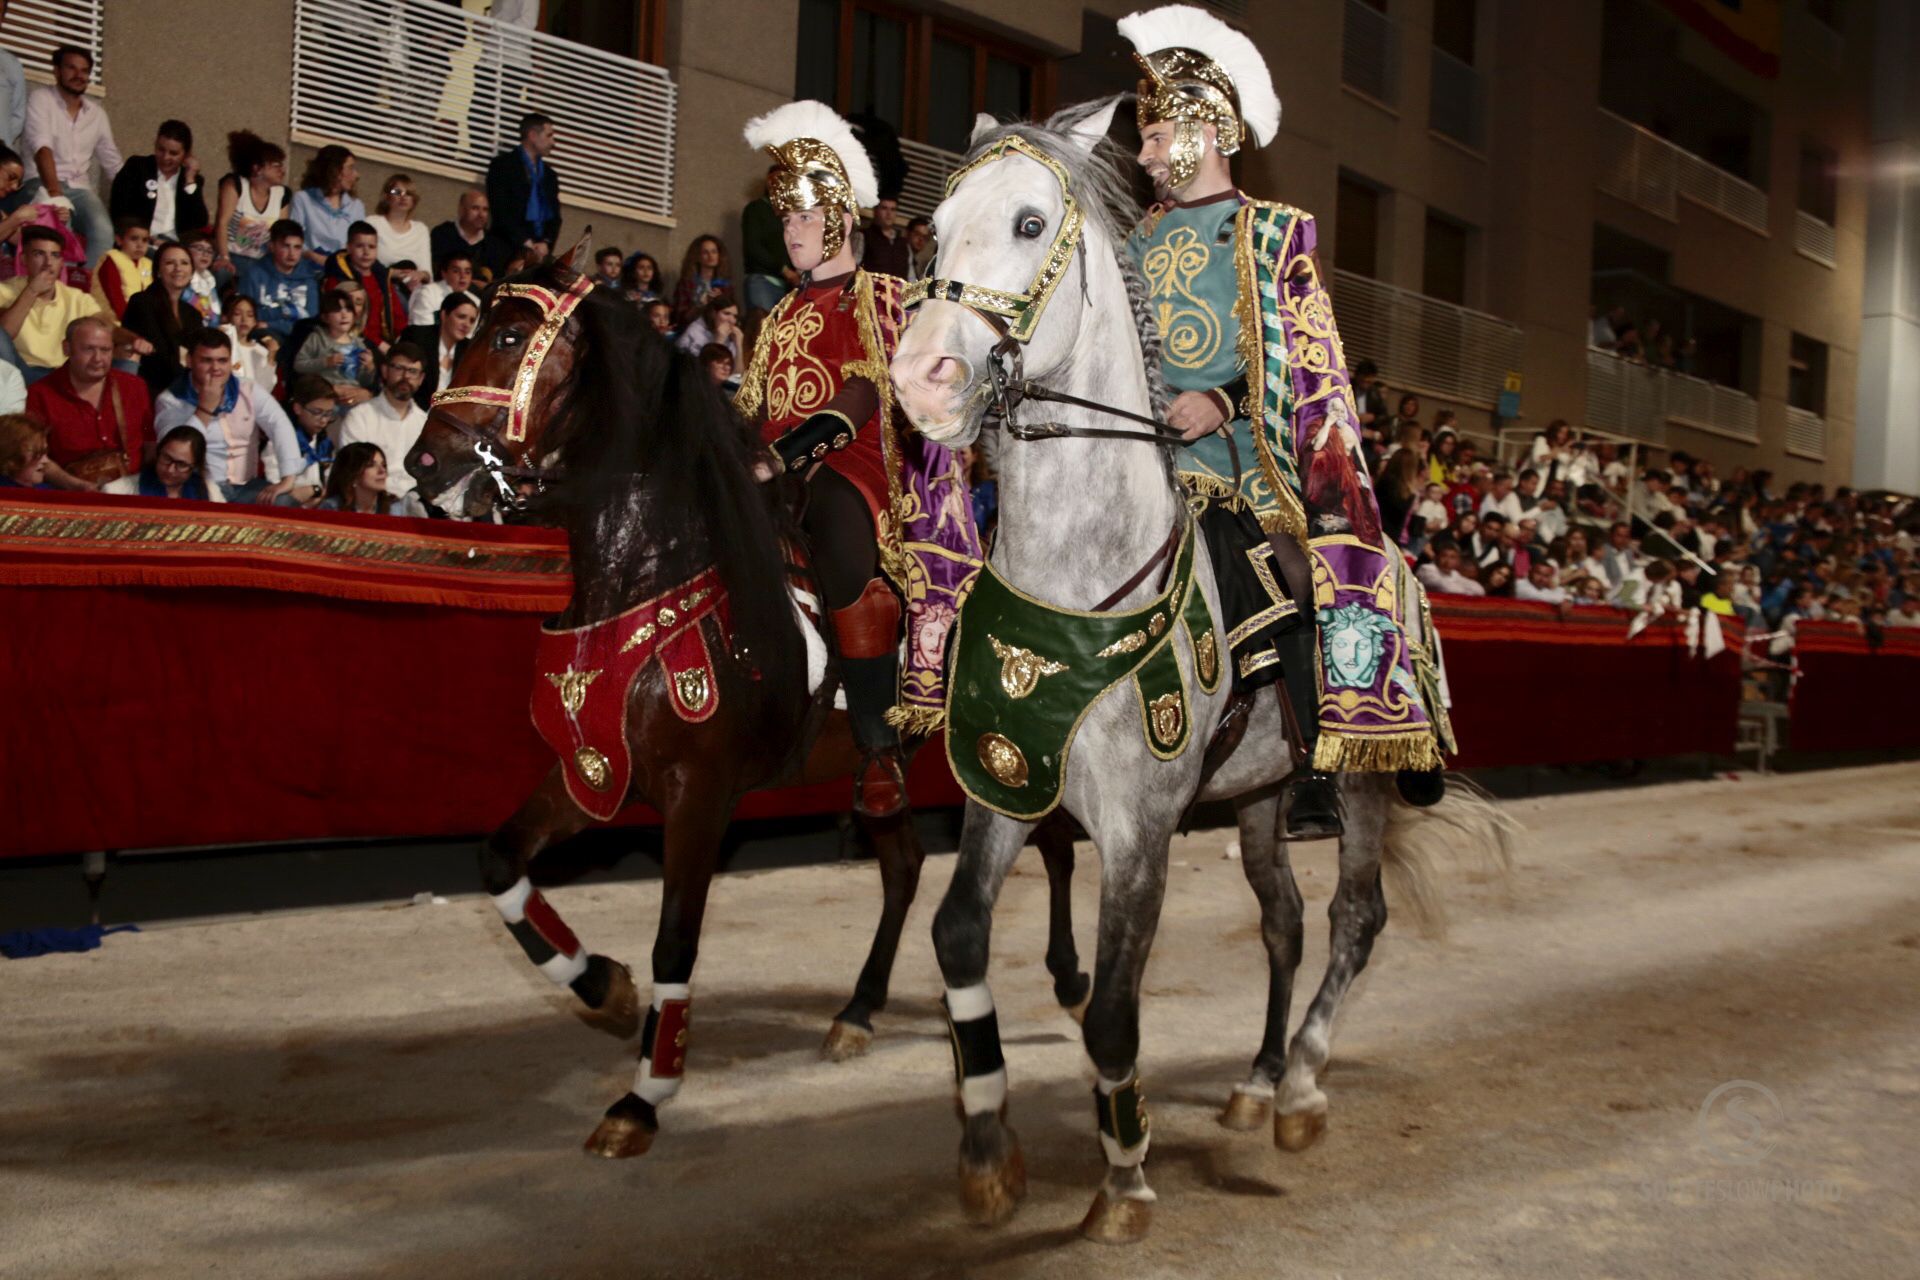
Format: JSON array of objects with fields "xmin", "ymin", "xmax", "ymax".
[
  {"xmin": 290, "ymin": 0, "xmax": 677, "ymax": 226},
  {"xmin": 0, "ymin": 0, "xmax": 105, "ymax": 87}
]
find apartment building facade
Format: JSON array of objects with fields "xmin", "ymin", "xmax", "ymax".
[{"xmin": 17, "ymin": 0, "xmax": 1902, "ymax": 488}]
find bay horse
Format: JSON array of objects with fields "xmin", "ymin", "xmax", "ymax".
[
  {"xmin": 404, "ymin": 252, "xmax": 1092, "ymax": 1159},
  {"xmin": 889, "ymin": 100, "xmax": 1512, "ymax": 1241}
]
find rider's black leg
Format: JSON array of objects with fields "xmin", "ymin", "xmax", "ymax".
[
  {"xmin": 805, "ymin": 468, "xmax": 906, "ymax": 817},
  {"xmin": 1260, "ymin": 530, "xmax": 1343, "ymax": 842}
]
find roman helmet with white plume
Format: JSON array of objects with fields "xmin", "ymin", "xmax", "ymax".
[
  {"xmin": 744, "ymin": 100, "xmax": 879, "ymax": 261},
  {"xmin": 1118, "ymin": 4, "xmax": 1281, "ymax": 189}
]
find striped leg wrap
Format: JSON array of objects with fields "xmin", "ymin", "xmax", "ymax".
[
  {"xmin": 943, "ymin": 984, "xmax": 1008, "ymax": 1116},
  {"xmin": 1094, "ymin": 1072, "xmax": 1151, "ymax": 1168},
  {"xmin": 632, "ymin": 983, "xmax": 692, "ymax": 1106},
  {"xmin": 490, "ymin": 877, "xmax": 588, "ymax": 985}
]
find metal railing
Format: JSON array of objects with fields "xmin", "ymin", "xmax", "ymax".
[
  {"xmin": 1785, "ymin": 405, "xmax": 1827, "ymax": 460},
  {"xmin": 1332, "ymin": 268, "xmax": 1523, "ymax": 410},
  {"xmin": 898, "ymin": 138, "xmax": 965, "ymax": 222},
  {"xmin": 290, "ymin": 0, "xmax": 677, "ymax": 225},
  {"xmin": 1585, "ymin": 346, "xmax": 1760, "ymax": 444},
  {"xmin": 0, "ymin": 0, "xmax": 103, "ymax": 86},
  {"xmin": 1429, "ymin": 47, "xmax": 1482, "ymax": 150},
  {"xmin": 1793, "ymin": 210, "xmax": 1838, "ymax": 267},
  {"xmin": 1596, "ymin": 109, "xmax": 1769, "ymax": 235},
  {"xmin": 1342, "ymin": 0, "xmax": 1396, "ymax": 106}
]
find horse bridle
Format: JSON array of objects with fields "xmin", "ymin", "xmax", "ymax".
[
  {"xmin": 428, "ymin": 272, "xmax": 595, "ymax": 510},
  {"xmin": 903, "ymin": 134, "xmax": 1187, "ymax": 451}
]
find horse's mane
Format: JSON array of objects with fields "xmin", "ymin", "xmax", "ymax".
[
  {"xmin": 965, "ymin": 96, "xmax": 1173, "ymax": 420},
  {"xmin": 525, "ymin": 263, "xmax": 805, "ymax": 718}
]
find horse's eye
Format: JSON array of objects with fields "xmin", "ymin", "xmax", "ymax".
[
  {"xmin": 1016, "ymin": 214, "xmax": 1046, "ymax": 240},
  {"xmin": 493, "ymin": 329, "xmax": 523, "ymax": 351}
]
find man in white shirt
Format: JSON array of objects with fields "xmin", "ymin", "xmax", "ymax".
[
  {"xmin": 1598, "ymin": 520, "xmax": 1639, "ymax": 588},
  {"xmin": 1416, "ymin": 542, "xmax": 1485, "ymax": 596},
  {"xmin": 154, "ymin": 330, "xmax": 304, "ymax": 502},
  {"xmin": 1479, "ymin": 470, "xmax": 1523, "ymax": 523},
  {"xmin": 406, "ymin": 248, "xmax": 481, "ymax": 326},
  {"xmin": 23, "ymin": 45, "xmax": 120, "ymax": 271},
  {"xmin": 1515, "ymin": 561, "xmax": 1570, "ymax": 604},
  {"xmin": 337, "ymin": 341, "xmax": 428, "ymax": 498}
]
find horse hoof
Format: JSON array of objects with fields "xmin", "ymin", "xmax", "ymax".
[
  {"xmin": 1219, "ymin": 1090, "xmax": 1273, "ymax": 1131},
  {"xmin": 1066, "ymin": 989, "xmax": 1093, "ymax": 1025},
  {"xmin": 573, "ymin": 960, "xmax": 641, "ymax": 1040},
  {"xmin": 1079, "ymin": 1191, "xmax": 1152, "ymax": 1245},
  {"xmin": 958, "ymin": 1142, "xmax": 1027, "ymax": 1227},
  {"xmin": 821, "ymin": 1019, "xmax": 873, "ymax": 1062},
  {"xmin": 1275, "ymin": 1108, "xmax": 1327, "ymax": 1152},
  {"xmin": 584, "ymin": 1096, "xmax": 657, "ymax": 1159}
]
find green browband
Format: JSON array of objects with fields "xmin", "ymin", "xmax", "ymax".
[{"xmin": 945, "ymin": 519, "xmax": 1222, "ymax": 820}]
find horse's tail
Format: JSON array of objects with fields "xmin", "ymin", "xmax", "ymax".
[{"xmin": 1379, "ymin": 774, "xmax": 1520, "ymax": 940}]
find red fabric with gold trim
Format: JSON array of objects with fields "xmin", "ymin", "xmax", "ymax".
[
  {"xmin": 649, "ymin": 999, "xmax": 691, "ymax": 1078},
  {"xmin": 757, "ymin": 277, "xmax": 889, "ymax": 518},
  {"xmin": 529, "ymin": 568, "xmax": 730, "ymax": 820}
]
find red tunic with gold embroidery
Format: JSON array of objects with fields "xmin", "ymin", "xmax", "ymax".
[{"xmin": 749, "ymin": 271, "xmax": 891, "ymax": 518}]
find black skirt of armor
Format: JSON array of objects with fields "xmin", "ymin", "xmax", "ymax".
[{"xmin": 1198, "ymin": 500, "xmax": 1293, "ymax": 693}]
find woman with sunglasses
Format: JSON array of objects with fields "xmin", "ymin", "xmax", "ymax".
[{"xmin": 369, "ymin": 173, "xmax": 432, "ymax": 291}]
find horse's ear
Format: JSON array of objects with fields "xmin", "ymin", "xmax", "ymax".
[
  {"xmin": 968, "ymin": 113, "xmax": 998, "ymax": 146},
  {"xmin": 558, "ymin": 226, "xmax": 594, "ymax": 271},
  {"xmin": 1061, "ymin": 99, "xmax": 1120, "ymax": 156}
]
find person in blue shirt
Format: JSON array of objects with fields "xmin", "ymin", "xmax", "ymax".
[
  {"xmin": 485, "ymin": 112, "xmax": 561, "ymax": 258},
  {"xmin": 235, "ymin": 219, "xmax": 320, "ymax": 343}
]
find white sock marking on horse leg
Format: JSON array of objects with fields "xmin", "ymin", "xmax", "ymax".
[
  {"xmin": 538, "ymin": 949, "xmax": 588, "ymax": 984},
  {"xmin": 944, "ymin": 983, "xmax": 994, "ymax": 1021},
  {"xmin": 489, "ymin": 876, "xmax": 532, "ymax": 923},
  {"xmin": 960, "ymin": 1069, "xmax": 1009, "ymax": 1116},
  {"xmin": 1279, "ymin": 1018, "xmax": 1331, "ymax": 1115}
]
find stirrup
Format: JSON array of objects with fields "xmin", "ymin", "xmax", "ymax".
[
  {"xmin": 1281, "ymin": 770, "xmax": 1343, "ymax": 841},
  {"xmin": 853, "ymin": 750, "xmax": 907, "ymax": 820}
]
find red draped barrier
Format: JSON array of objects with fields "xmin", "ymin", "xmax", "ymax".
[
  {"xmin": 0, "ymin": 491, "xmax": 1748, "ymax": 857},
  {"xmin": 1788, "ymin": 621, "xmax": 1920, "ymax": 754},
  {"xmin": 1430, "ymin": 597, "xmax": 1744, "ymax": 769}
]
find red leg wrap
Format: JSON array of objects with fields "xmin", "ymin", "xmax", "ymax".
[
  {"xmin": 649, "ymin": 999, "xmax": 692, "ymax": 1078},
  {"xmin": 523, "ymin": 890, "xmax": 582, "ymax": 959}
]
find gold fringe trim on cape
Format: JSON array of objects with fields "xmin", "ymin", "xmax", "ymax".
[
  {"xmin": 885, "ymin": 702, "xmax": 947, "ymax": 735},
  {"xmin": 1313, "ymin": 729, "xmax": 1443, "ymax": 773}
]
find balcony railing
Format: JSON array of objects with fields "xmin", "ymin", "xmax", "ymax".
[
  {"xmin": 1342, "ymin": 0, "xmax": 1397, "ymax": 106},
  {"xmin": 1332, "ymin": 269, "xmax": 1523, "ymax": 409},
  {"xmin": 1585, "ymin": 347, "xmax": 1760, "ymax": 444},
  {"xmin": 1596, "ymin": 109, "xmax": 1769, "ymax": 235},
  {"xmin": 1429, "ymin": 47, "xmax": 1482, "ymax": 150},
  {"xmin": 1785, "ymin": 406, "xmax": 1827, "ymax": 460},
  {"xmin": 290, "ymin": 0, "xmax": 677, "ymax": 225},
  {"xmin": 0, "ymin": 0, "xmax": 104, "ymax": 86},
  {"xmin": 898, "ymin": 139, "xmax": 965, "ymax": 222},
  {"xmin": 1793, "ymin": 210, "xmax": 1838, "ymax": 267}
]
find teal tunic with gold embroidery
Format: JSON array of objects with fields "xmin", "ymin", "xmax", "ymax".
[
  {"xmin": 1128, "ymin": 191, "xmax": 1445, "ymax": 772},
  {"xmin": 1126, "ymin": 194, "xmax": 1255, "ymax": 509}
]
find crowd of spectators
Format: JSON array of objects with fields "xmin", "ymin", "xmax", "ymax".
[
  {"xmin": 1589, "ymin": 302, "xmax": 1699, "ymax": 374},
  {"xmin": 1348, "ymin": 376, "xmax": 1920, "ymax": 673},
  {"xmin": 0, "ymin": 31, "xmax": 944, "ymax": 515}
]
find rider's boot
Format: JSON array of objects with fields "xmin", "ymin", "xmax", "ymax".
[
  {"xmin": 832, "ymin": 577, "xmax": 908, "ymax": 819},
  {"xmin": 1273, "ymin": 627, "xmax": 1343, "ymax": 841}
]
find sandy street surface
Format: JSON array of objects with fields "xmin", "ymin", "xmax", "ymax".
[{"xmin": 3, "ymin": 764, "xmax": 1918, "ymax": 1279}]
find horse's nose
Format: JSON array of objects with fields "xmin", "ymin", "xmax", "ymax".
[{"xmin": 891, "ymin": 346, "xmax": 973, "ymax": 424}]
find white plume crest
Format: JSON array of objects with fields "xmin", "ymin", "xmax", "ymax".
[
  {"xmin": 1118, "ymin": 4, "xmax": 1281, "ymax": 147},
  {"xmin": 743, "ymin": 100, "xmax": 879, "ymax": 208}
]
